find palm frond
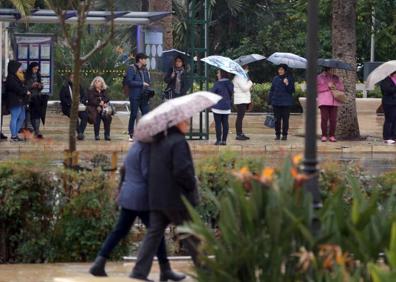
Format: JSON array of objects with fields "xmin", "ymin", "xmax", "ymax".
[{"xmin": 10, "ymin": 0, "xmax": 36, "ymax": 16}]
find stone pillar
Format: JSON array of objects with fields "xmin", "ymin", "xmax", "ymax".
[{"xmin": 149, "ymin": 0, "xmax": 173, "ymax": 49}]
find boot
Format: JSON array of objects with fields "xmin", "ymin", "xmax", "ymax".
[
  {"xmin": 89, "ymin": 256, "xmax": 107, "ymax": 277},
  {"xmin": 129, "ymin": 273, "xmax": 154, "ymax": 282},
  {"xmin": 32, "ymin": 119, "xmax": 42, "ymax": 138},
  {"xmin": 159, "ymin": 262, "xmax": 186, "ymax": 281}
]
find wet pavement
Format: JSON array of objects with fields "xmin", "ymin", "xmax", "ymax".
[{"xmin": 0, "ymin": 261, "xmax": 195, "ymax": 282}]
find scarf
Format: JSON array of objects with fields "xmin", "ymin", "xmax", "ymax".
[{"xmin": 16, "ymin": 71, "xmax": 25, "ymax": 82}]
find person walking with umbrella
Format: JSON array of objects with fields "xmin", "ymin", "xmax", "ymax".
[
  {"xmin": 379, "ymin": 71, "xmax": 396, "ymax": 144},
  {"xmin": 316, "ymin": 67, "xmax": 345, "ymax": 142},
  {"xmin": 89, "ymin": 141, "xmax": 185, "ymax": 281},
  {"xmin": 163, "ymin": 56, "xmax": 189, "ymax": 99},
  {"xmin": 25, "ymin": 62, "xmax": 45, "ymax": 139},
  {"xmin": 211, "ymin": 69, "xmax": 234, "ymax": 145},
  {"xmin": 129, "ymin": 92, "xmax": 221, "ymax": 281},
  {"xmin": 268, "ymin": 64, "xmax": 295, "ymax": 140}
]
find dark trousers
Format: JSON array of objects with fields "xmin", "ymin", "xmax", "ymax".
[
  {"xmin": 319, "ymin": 106, "xmax": 338, "ymax": 137},
  {"xmin": 94, "ymin": 113, "xmax": 112, "ymax": 137},
  {"xmin": 235, "ymin": 104, "xmax": 248, "ymax": 136},
  {"xmin": 132, "ymin": 210, "xmax": 200, "ymax": 278},
  {"xmin": 99, "ymin": 208, "xmax": 169, "ymax": 264},
  {"xmin": 77, "ymin": 111, "xmax": 88, "ymax": 134},
  {"xmin": 128, "ymin": 95, "xmax": 149, "ymax": 135},
  {"xmin": 273, "ymin": 106, "xmax": 290, "ymax": 137},
  {"xmin": 382, "ymin": 103, "xmax": 396, "ymax": 140},
  {"xmin": 213, "ymin": 113, "xmax": 229, "ymax": 142}
]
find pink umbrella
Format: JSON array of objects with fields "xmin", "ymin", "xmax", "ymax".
[{"xmin": 134, "ymin": 91, "xmax": 221, "ymax": 142}]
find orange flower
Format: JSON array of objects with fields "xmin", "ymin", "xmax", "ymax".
[
  {"xmin": 293, "ymin": 247, "xmax": 315, "ymax": 272},
  {"xmin": 290, "ymin": 168, "xmax": 310, "ymax": 188},
  {"xmin": 232, "ymin": 166, "xmax": 252, "ymax": 182},
  {"xmin": 258, "ymin": 167, "xmax": 275, "ymax": 184},
  {"xmin": 292, "ymin": 154, "xmax": 303, "ymax": 166}
]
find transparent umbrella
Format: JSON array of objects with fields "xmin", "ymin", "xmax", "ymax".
[
  {"xmin": 201, "ymin": 55, "xmax": 248, "ymax": 79},
  {"xmin": 366, "ymin": 60, "xmax": 396, "ymax": 90},
  {"xmin": 267, "ymin": 52, "xmax": 307, "ymax": 69},
  {"xmin": 234, "ymin": 54, "xmax": 266, "ymax": 66}
]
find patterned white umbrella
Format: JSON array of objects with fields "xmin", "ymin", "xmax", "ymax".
[
  {"xmin": 267, "ymin": 52, "xmax": 307, "ymax": 69},
  {"xmin": 134, "ymin": 91, "xmax": 221, "ymax": 142},
  {"xmin": 201, "ymin": 55, "xmax": 248, "ymax": 79},
  {"xmin": 366, "ymin": 60, "xmax": 396, "ymax": 90}
]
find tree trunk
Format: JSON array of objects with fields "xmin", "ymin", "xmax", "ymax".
[{"xmin": 332, "ymin": 0, "xmax": 360, "ymax": 139}]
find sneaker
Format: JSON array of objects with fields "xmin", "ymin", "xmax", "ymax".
[
  {"xmin": 214, "ymin": 141, "xmax": 221, "ymax": 145},
  {"xmin": 10, "ymin": 136, "xmax": 24, "ymax": 142},
  {"xmin": 128, "ymin": 134, "xmax": 134, "ymax": 142},
  {"xmin": 281, "ymin": 135, "xmax": 287, "ymax": 141},
  {"xmin": 105, "ymin": 135, "xmax": 111, "ymax": 141},
  {"xmin": 95, "ymin": 135, "xmax": 100, "ymax": 141},
  {"xmin": 274, "ymin": 135, "xmax": 280, "ymax": 140},
  {"xmin": 77, "ymin": 133, "xmax": 84, "ymax": 140},
  {"xmin": 220, "ymin": 141, "xmax": 227, "ymax": 145},
  {"xmin": 236, "ymin": 134, "xmax": 249, "ymax": 141},
  {"xmin": 384, "ymin": 139, "xmax": 395, "ymax": 144},
  {"xmin": 35, "ymin": 134, "xmax": 44, "ymax": 139},
  {"xmin": 0, "ymin": 133, "xmax": 7, "ymax": 140},
  {"xmin": 329, "ymin": 136, "xmax": 337, "ymax": 142},
  {"xmin": 321, "ymin": 136, "xmax": 327, "ymax": 142}
]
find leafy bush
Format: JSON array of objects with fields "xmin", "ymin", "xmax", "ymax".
[
  {"xmin": 0, "ymin": 160, "xmax": 131, "ymax": 263},
  {"xmin": 185, "ymin": 155, "xmax": 396, "ymax": 282}
]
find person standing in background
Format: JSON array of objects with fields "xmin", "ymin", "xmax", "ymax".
[
  {"xmin": 59, "ymin": 73, "xmax": 88, "ymax": 140},
  {"xmin": 233, "ymin": 64, "xmax": 253, "ymax": 140},
  {"xmin": 5, "ymin": 60, "xmax": 30, "ymax": 142},
  {"xmin": 379, "ymin": 71, "xmax": 396, "ymax": 144},
  {"xmin": 268, "ymin": 64, "xmax": 295, "ymax": 141},
  {"xmin": 163, "ymin": 56, "xmax": 189, "ymax": 99},
  {"xmin": 316, "ymin": 67, "xmax": 344, "ymax": 143}
]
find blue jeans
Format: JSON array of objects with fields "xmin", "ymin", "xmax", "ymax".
[
  {"xmin": 128, "ymin": 95, "xmax": 149, "ymax": 135},
  {"xmin": 9, "ymin": 105, "xmax": 26, "ymax": 137},
  {"xmin": 98, "ymin": 208, "xmax": 169, "ymax": 264}
]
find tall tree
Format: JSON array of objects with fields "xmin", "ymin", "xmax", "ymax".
[
  {"xmin": 44, "ymin": 0, "xmax": 115, "ymax": 165},
  {"xmin": 332, "ymin": 0, "xmax": 360, "ymax": 139}
]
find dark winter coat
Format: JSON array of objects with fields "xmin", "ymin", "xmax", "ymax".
[
  {"xmin": 118, "ymin": 142, "xmax": 150, "ymax": 211},
  {"xmin": 380, "ymin": 76, "xmax": 396, "ymax": 106},
  {"xmin": 86, "ymin": 88, "xmax": 110, "ymax": 124},
  {"xmin": 211, "ymin": 79, "xmax": 234, "ymax": 111},
  {"xmin": 268, "ymin": 75, "xmax": 295, "ymax": 106},
  {"xmin": 148, "ymin": 127, "xmax": 198, "ymax": 211},
  {"xmin": 125, "ymin": 64, "xmax": 151, "ymax": 98},
  {"xmin": 164, "ymin": 67, "xmax": 190, "ymax": 97},
  {"xmin": 5, "ymin": 61, "xmax": 28, "ymax": 109},
  {"xmin": 26, "ymin": 72, "xmax": 45, "ymax": 120},
  {"xmin": 59, "ymin": 81, "xmax": 87, "ymax": 117}
]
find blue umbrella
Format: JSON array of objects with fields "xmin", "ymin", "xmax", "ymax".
[
  {"xmin": 267, "ymin": 52, "xmax": 307, "ymax": 69},
  {"xmin": 160, "ymin": 49, "xmax": 190, "ymax": 72},
  {"xmin": 201, "ymin": 55, "xmax": 248, "ymax": 79}
]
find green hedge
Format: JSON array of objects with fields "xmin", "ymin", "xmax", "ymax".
[{"xmin": 0, "ymin": 160, "xmax": 132, "ymax": 263}]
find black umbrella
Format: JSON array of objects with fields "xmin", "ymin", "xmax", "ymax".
[
  {"xmin": 160, "ymin": 49, "xmax": 190, "ymax": 72},
  {"xmin": 317, "ymin": 58, "xmax": 353, "ymax": 71},
  {"xmin": 40, "ymin": 95, "xmax": 49, "ymax": 125}
]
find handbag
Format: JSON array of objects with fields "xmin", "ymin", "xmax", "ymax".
[
  {"xmin": 78, "ymin": 103, "xmax": 86, "ymax": 112},
  {"xmin": 264, "ymin": 114, "xmax": 275, "ymax": 128},
  {"xmin": 331, "ymin": 89, "xmax": 347, "ymax": 103},
  {"xmin": 247, "ymin": 102, "xmax": 254, "ymax": 112},
  {"xmin": 102, "ymin": 102, "xmax": 116, "ymax": 116},
  {"xmin": 162, "ymin": 88, "xmax": 174, "ymax": 100}
]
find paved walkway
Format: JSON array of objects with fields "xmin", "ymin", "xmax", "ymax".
[
  {"xmin": 0, "ymin": 261, "xmax": 195, "ymax": 282},
  {"xmin": 0, "ymin": 111, "xmax": 392, "ymax": 159}
]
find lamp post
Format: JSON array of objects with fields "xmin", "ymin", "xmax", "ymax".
[{"xmin": 303, "ymin": 0, "xmax": 321, "ymax": 208}]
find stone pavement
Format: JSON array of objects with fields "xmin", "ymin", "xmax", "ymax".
[
  {"xmin": 0, "ymin": 261, "xmax": 195, "ymax": 282},
  {"xmin": 0, "ymin": 111, "xmax": 394, "ymax": 163}
]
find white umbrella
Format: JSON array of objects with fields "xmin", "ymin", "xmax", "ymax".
[
  {"xmin": 267, "ymin": 52, "xmax": 307, "ymax": 69},
  {"xmin": 366, "ymin": 60, "xmax": 396, "ymax": 90},
  {"xmin": 234, "ymin": 54, "xmax": 266, "ymax": 66},
  {"xmin": 134, "ymin": 91, "xmax": 221, "ymax": 142},
  {"xmin": 201, "ymin": 55, "xmax": 248, "ymax": 79}
]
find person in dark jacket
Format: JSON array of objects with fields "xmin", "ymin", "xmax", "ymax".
[
  {"xmin": 130, "ymin": 121, "xmax": 200, "ymax": 281},
  {"xmin": 163, "ymin": 56, "xmax": 190, "ymax": 99},
  {"xmin": 86, "ymin": 76, "xmax": 112, "ymax": 141},
  {"xmin": 380, "ymin": 71, "xmax": 396, "ymax": 144},
  {"xmin": 89, "ymin": 141, "xmax": 185, "ymax": 281},
  {"xmin": 59, "ymin": 73, "xmax": 88, "ymax": 140},
  {"xmin": 268, "ymin": 64, "xmax": 295, "ymax": 140},
  {"xmin": 211, "ymin": 69, "xmax": 234, "ymax": 145},
  {"xmin": 125, "ymin": 53, "xmax": 151, "ymax": 141},
  {"xmin": 25, "ymin": 62, "xmax": 45, "ymax": 138},
  {"xmin": 5, "ymin": 60, "xmax": 30, "ymax": 142}
]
